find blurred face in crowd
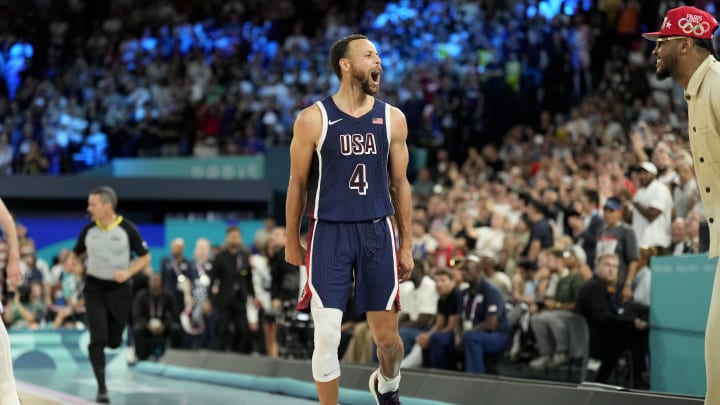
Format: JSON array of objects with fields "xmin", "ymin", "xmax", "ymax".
[
  {"xmin": 434, "ymin": 271, "xmax": 455, "ymax": 297},
  {"xmin": 596, "ymin": 255, "xmax": 619, "ymax": 285},
  {"xmin": 564, "ymin": 251, "xmax": 580, "ymax": 269},
  {"xmin": 652, "ymin": 144, "xmax": 672, "ymax": 170},
  {"xmin": 225, "ymin": 228, "xmax": 242, "ymax": 249},
  {"xmin": 603, "ymin": 206, "xmax": 622, "ymax": 226},
  {"xmin": 345, "ymin": 38, "xmax": 382, "ymax": 96},
  {"xmin": 194, "ymin": 238, "xmax": 211, "ymax": 262},
  {"xmin": 635, "ymin": 169, "xmax": 655, "ymax": 187},
  {"xmin": 270, "ymin": 227, "xmax": 287, "ymax": 248},
  {"xmin": 676, "ymin": 161, "xmax": 694, "ymax": 183},
  {"xmin": 672, "ymin": 218, "xmax": 687, "ymax": 243},
  {"xmin": 171, "ymin": 238, "xmax": 184, "ymax": 258}
]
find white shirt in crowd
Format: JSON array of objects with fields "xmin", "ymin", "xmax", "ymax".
[
  {"xmin": 632, "ymin": 179, "xmax": 673, "ymax": 248},
  {"xmin": 399, "ymin": 275, "xmax": 438, "ymax": 322}
]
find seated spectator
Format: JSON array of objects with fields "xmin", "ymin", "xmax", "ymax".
[
  {"xmin": 402, "ymin": 268, "xmax": 461, "ymax": 369},
  {"xmin": 670, "ymin": 217, "xmax": 691, "ymax": 256},
  {"xmin": 528, "ymin": 247, "xmax": 584, "ymax": 370},
  {"xmin": 18, "ymin": 246, "xmax": 44, "ymax": 288},
  {"xmin": 132, "ymin": 274, "xmax": 180, "ymax": 361},
  {"xmin": 477, "ymin": 251, "xmax": 512, "ymax": 298},
  {"xmin": 52, "ymin": 253, "xmax": 86, "ymax": 329},
  {"xmin": 428, "ymin": 256, "xmax": 510, "ymax": 373},
  {"xmin": 3, "ymin": 280, "xmax": 46, "ymax": 329},
  {"xmin": 575, "ymin": 253, "xmax": 649, "ymax": 387},
  {"xmin": 395, "ymin": 262, "xmax": 438, "ymax": 358}
]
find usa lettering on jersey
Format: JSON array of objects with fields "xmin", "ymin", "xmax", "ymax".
[{"xmin": 339, "ymin": 133, "xmax": 378, "ymax": 155}]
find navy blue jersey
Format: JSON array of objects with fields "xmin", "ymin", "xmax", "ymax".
[{"xmin": 305, "ymin": 96, "xmax": 395, "ymax": 222}]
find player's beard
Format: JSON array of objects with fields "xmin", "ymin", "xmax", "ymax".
[{"xmin": 352, "ymin": 67, "xmax": 379, "ymax": 96}]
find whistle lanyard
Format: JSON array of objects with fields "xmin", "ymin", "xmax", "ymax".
[
  {"xmin": 170, "ymin": 258, "xmax": 182, "ymax": 276},
  {"xmin": 195, "ymin": 261, "xmax": 205, "ymax": 278}
]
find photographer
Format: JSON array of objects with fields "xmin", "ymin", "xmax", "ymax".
[{"xmin": 2, "ymin": 280, "xmax": 46, "ymax": 329}]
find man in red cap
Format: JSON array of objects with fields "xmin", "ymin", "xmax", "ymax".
[{"xmin": 643, "ymin": 6, "xmax": 720, "ymax": 404}]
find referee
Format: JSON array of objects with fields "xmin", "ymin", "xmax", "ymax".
[{"xmin": 68, "ymin": 186, "xmax": 150, "ymax": 403}]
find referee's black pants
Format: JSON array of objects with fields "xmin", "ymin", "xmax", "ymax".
[{"xmin": 84, "ymin": 276, "xmax": 132, "ymax": 390}]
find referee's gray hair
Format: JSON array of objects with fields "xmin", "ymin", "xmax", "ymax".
[{"xmin": 90, "ymin": 186, "xmax": 117, "ymax": 209}]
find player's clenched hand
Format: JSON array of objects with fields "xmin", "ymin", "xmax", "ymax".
[
  {"xmin": 397, "ymin": 249, "xmax": 414, "ymax": 282},
  {"xmin": 285, "ymin": 241, "xmax": 306, "ymax": 267}
]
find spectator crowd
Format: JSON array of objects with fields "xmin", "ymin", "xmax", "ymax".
[{"xmin": 0, "ymin": 0, "xmax": 717, "ymax": 390}]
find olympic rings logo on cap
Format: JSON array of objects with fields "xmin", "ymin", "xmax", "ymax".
[{"xmin": 678, "ymin": 16, "xmax": 711, "ymax": 36}]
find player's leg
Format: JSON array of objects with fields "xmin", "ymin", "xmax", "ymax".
[
  {"xmin": 306, "ymin": 221, "xmax": 353, "ymax": 405},
  {"xmin": 0, "ymin": 319, "xmax": 20, "ymax": 405},
  {"xmin": 357, "ymin": 218, "xmax": 403, "ymax": 399}
]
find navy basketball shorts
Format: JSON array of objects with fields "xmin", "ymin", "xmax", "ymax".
[{"xmin": 297, "ymin": 217, "xmax": 401, "ymax": 314}]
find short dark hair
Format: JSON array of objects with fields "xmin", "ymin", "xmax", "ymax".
[
  {"xmin": 528, "ymin": 198, "xmax": 547, "ymax": 216},
  {"xmin": 226, "ymin": 225, "xmax": 241, "ymax": 235},
  {"xmin": 90, "ymin": 186, "xmax": 117, "ymax": 209},
  {"xmin": 433, "ymin": 267, "xmax": 454, "ymax": 279},
  {"xmin": 693, "ymin": 37, "xmax": 719, "ymax": 60},
  {"xmin": 329, "ymin": 34, "xmax": 368, "ymax": 79},
  {"xmin": 517, "ymin": 259, "xmax": 538, "ymax": 272},
  {"xmin": 583, "ymin": 189, "xmax": 599, "ymax": 205}
]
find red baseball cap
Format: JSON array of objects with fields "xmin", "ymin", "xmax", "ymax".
[{"xmin": 642, "ymin": 6, "xmax": 719, "ymax": 41}]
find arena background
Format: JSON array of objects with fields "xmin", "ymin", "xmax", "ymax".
[{"xmin": 0, "ymin": 0, "xmax": 718, "ymax": 403}]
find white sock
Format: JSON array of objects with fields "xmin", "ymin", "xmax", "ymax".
[{"xmin": 377, "ymin": 370, "xmax": 400, "ymax": 394}]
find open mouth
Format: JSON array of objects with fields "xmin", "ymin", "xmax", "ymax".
[{"xmin": 370, "ymin": 71, "xmax": 381, "ymax": 85}]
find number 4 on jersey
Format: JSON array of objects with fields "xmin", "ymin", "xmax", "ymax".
[{"xmin": 349, "ymin": 163, "xmax": 368, "ymax": 195}]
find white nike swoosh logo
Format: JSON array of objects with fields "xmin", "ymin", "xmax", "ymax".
[{"xmin": 329, "ymin": 119, "xmax": 343, "ymax": 125}]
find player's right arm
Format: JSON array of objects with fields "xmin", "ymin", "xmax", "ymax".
[{"xmin": 285, "ymin": 104, "xmax": 321, "ymax": 267}]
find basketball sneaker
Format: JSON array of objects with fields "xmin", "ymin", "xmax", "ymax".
[{"xmin": 369, "ymin": 369, "xmax": 400, "ymax": 405}]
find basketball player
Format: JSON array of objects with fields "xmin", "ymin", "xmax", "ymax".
[
  {"xmin": 0, "ymin": 197, "xmax": 21, "ymax": 405},
  {"xmin": 642, "ymin": 6, "xmax": 720, "ymax": 404},
  {"xmin": 285, "ymin": 34, "xmax": 413, "ymax": 405}
]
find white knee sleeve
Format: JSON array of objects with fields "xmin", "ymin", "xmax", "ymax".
[
  {"xmin": 0, "ymin": 322, "xmax": 20, "ymax": 405},
  {"xmin": 311, "ymin": 304, "xmax": 343, "ymax": 382}
]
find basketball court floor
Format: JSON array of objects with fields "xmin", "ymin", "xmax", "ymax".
[{"xmin": 15, "ymin": 361, "xmax": 320, "ymax": 405}]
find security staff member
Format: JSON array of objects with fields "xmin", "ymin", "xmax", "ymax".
[
  {"xmin": 210, "ymin": 225, "xmax": 257, "ymax": 353},
  {"xmin": 69, "ymin": 186, "xmax": 150, "ymax": 403}
]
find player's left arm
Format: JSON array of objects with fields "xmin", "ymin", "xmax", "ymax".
[{"xmin": 388, "ymin": 105, "xmax": 414, "ymax": 282}]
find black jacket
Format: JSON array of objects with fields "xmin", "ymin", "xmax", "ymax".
[
  {"xmin": 574, "ymin": 277, "xmax": 634, "ymax": 358},
  {"xmin": 270, "ymin": 247, "xmax": 300, "ymax": 302},
  {"xmin": 210, "ymin": 246, "xmax": 255, "ymax": 307},
  {"xmin": 132, "ymin": 290, "xmax": 175, "ymax": 331}
]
